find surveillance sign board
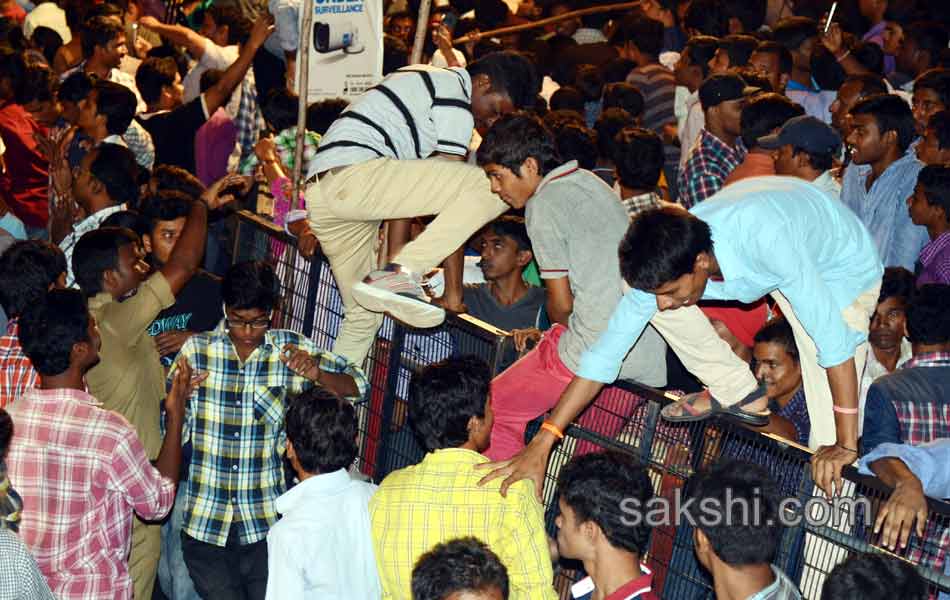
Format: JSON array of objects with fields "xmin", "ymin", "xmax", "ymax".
[{"xmin": 300, "ymin": 0, "xmax": 383, "ymax": 101}]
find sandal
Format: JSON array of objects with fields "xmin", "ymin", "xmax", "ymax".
[{"xmin": 660, "ymin": 382, "xmax": 771, "ymax": 427}]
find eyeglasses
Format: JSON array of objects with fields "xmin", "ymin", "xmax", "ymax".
[{"xmin": 226, "ymin": 314, "xmax": 272, "ymax": 330}]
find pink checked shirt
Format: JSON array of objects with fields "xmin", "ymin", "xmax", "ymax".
[
  {"xmin": 5, "ymin": 388, "xmax": 175, "ymax": 600},
  {"xmin": 0, "ymin": 319, "xmax": 38, "ymax": 408}
]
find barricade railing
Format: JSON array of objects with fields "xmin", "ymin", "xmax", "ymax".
[{"xmin": 231, "ymin": 210, "xmax": 950, "ymax": 600}]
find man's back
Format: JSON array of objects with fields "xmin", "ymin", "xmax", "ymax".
[
  {"xmin": 524, "ymin": 162, "xmax": 666, "ymax": 385},
  {"xmin": 0, "ymin": 319, "xmax": 37, "ymax": 409},
  {"xmin": 369, "ymin": 448, "xmax": 555, "ymax": 600},
  {"xmin": 864, "ymin": 360, "xmax": 950, "ymax": 450},
  {"xmin": 311, "ymin": 65, "xmax": 475, "ymax": 175},
  {"xmin": 6, "ymin": 388, "xmax": 174, "ymax": 600}
]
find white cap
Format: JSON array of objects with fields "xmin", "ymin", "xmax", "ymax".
[{"xmin": 23, "ymin": 3, "xmax": 72, "ymax": 46}]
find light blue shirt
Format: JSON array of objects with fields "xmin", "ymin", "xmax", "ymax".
[
  {"xmin": 265, "ymin": 469, "xmax": 380, "ymax": 600},
  {"xmin": 840, "ymin": 147, "xmax": 928, "ymax": 271},
  {"xmin": 265, "ymin": 0, "xmax": 301, "ymax": 58},
  {"xmin": 577, "ymin": 177, "xmax": 883, "ymax": 384},
  {"xmin": 858, "ymin": 439, "xmax": 950, "ymax": 499}
]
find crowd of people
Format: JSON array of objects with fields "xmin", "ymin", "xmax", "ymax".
[{"xmin": 0, "ymin": 0, "xmax": 948, "ymax": 598}]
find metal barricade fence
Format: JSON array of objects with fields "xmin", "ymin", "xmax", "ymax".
[{"xmin": 231, "ymin": 211, "xmax": 950, "ymax": 600}]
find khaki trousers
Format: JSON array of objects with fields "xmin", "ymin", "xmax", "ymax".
[
  {"xmin": 306, "ymin": 158, "xmax": 508, "ymax": 365},
  {"xmin": 651, "ymin": 282, "xmax": 880, "ymax": 449},
  {"xmin": 130, "ymin": 516, "xmax": 161, "ymax": 599}
]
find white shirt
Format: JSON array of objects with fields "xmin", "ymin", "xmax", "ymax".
[
  {"xmin": 811, "ymin": 170, "xmax": 841, "ymax": 202},
  {"xmin": 61, "ymin": 204, "xmax": 127, "ymax": 288},
  {"xmin": 430, "ymin": 47, "xmax": 468, "ymax": 68},
  {"xmin": 678, "ymin": 89, "xmax": 704, "ymax": 168},
  {"xmin": 858, "ymin": 338, "xmax": 913, "ymax": 436},
  {"xmin": 265, "ymin": 469, "xmax": 381, "ymax": 600}
]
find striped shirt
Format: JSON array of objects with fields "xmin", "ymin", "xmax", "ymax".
[{"xmin": 309, "ymin": 65, "xmax": 474, "ymax": 177}]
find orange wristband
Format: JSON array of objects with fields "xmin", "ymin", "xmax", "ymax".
[{"xmin": 540, "ymin": 421, "xmax": 564, "ymax": 440}]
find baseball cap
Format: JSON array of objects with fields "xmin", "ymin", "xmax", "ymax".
[
  {"xmin": 698, "ymin": 74, "xmax": 759, "ymax": 110},
  {"xmin": 758, "ymin": 115, "xmax": 842, "ymax": 155}
]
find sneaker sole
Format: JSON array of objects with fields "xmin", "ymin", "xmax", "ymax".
[{"xmin": 352, "ymin": 281, "xmax": 446, "ymax": 328}]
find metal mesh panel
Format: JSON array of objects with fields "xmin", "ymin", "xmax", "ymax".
[{"xmin": 232, "ymin": 212, "xmax": 950, "ymax": 600}]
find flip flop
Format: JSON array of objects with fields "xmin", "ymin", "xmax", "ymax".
[{"xmin": 660, "ymin": 382, "xmax": 770, "ymax": 427}]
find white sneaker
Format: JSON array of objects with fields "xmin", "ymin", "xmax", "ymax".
[{"xmin": 352, "ymin": 269, "xmax": 446, "ymax": 328}]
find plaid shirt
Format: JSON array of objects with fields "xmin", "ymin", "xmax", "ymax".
[
  {"xmin": 235, "ymin": 76, "xmax": 265, "ymax": 165},
  {"xmin": 891, "ymin": 352, "xmax": 950, "ymax": 447},
  {"xmin": 172, "ymin": 321, "xmax": 367, "ymax": 547},
  {"xmin": 916, "ymin": 231, "xmax": 950, "ymax": 286},
  {"xmin": 239, "ymin": 126, "xmax": 321, "ymax": 176},
  {"xmin": 0, "ymin": 319, "xmax": 38, "ymax": 409},
  {"xmin": 619, "ymin": 190, "xmax": 662, "ymax": 219},
  {"xmin": 5, "ymin": 388, "xmax": 175, "ymax": 600},
  {"xmin": 370, "ymin": 448, "xmax": 557, "ymax": 600},
  {"xmin": 676, "ymin": 129, "xmax": 745, "ymax": 209},
  {"xmin": 0, "ymin": 529, "xmax": 55, "ymax": 600}
]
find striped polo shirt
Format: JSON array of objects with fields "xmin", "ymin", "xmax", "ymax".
[{"xmin": 308, "ymin": 65, "xmax": 475, "ymax": 178}]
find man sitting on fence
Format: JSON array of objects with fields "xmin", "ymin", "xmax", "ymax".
[
  {"xmin": 862, "ymin": 284, "xmax": 950, "ymax": 454},
  {"xmin": 369, "ymin": 356, "xmax": 556, "ymax": 600},
  {"xmin": 463, "ymin": 216, "xmax": 545, "ymax": 370},
  {"xmin": 474, "ymin": 113, "xmax": 666, "ymax": 462},
  {"xmin": 555, "ymin": 451, "xmax": 658, "ymax": 600},
  {"xmin": 171, "ymin": 260, "xmax": 366, "ymax": 600},
  {"xmin": 302, "ymin": 52, "xmax": 540, "ymax": 368},
  {"xmin": 689, "ymin": 460, "xmax": 802, "ymax": 600}
]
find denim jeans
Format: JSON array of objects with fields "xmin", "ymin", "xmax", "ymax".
[
  {"xmin": 181, "ymin": 527, "xmax": 268, "ymax": 600},
  {"xmin": 158, "ymin": 487, "xmax": 200, "ymax": 600}
]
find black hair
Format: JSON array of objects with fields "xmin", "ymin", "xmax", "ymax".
[
  {"xmin": 810, "ymin": 46, "xmax": 846, "ymax": 92},
  {"xmin": 720, "ymin": 35, "xmax": 760, "ymax": 68},
  {"xmin": 382, "ymin": 34, "xmax": 408, "ymax": 76},
  {"xmin": 0, "ymin": 408, "xmax": 10, "ymax": 461},
  {"xmin": 878, "ymin": 266, "xmax": 918, "ymax": 305},
  {"xmin": 467, "ymin": 51, "xmax": 540, "ymax": 111},
  {"xmin": 472, "ymin": 39, "xmax": 505, "ymax": 62},
  {"xmin": 554, "ymin": 123, "xmax": 597, "ymax": 170},
  {"xmin": 843, "ymin": 73, "xmax": 889, "ymax": 98},
  {"xmin": 753, "ymin": 317, "xmax": 799, "ymax": 362},
  {"xmin": 306, "ymin": 97, "xmax": 349, "ymax": 135},
  {"xmin": 614, "ymin": 15, "xmax": 663, "ymax": 57},
  {"xmin": 101, "ymin": 209, "xmax": 150, "ymax": 238},
  {"xmin": 549, "ymin": 86, "xmax": 585, "ymax": 113},
  {"xmin": 821, "ymin": 553, "xmax": 927, "ymax": 600},
  {"xmin": 602, "ymin": 83, "xmax": 644, "ymax": 120},
  {"xmin": 734, "ymin": 68, "xmax": 773, "ymax": 92},
  {"xmin": 904, "ymin": 22, "xmax": 950, "ymax": 69},
  {"xmin": 72, "ymin": 227, "xmax": 140, "ymax": 298},
  {"xmin": 792, "ymin": 145, "xmax": 836, "ymax": 172},
  {"xmin": 771, "ymin": 16, "xmax": 819, "ymax": 52},
  {"xmin": 918, "ymin": 164, "xmax": 950, "ymax": 225},
  {"xmin": 574, "ymin": 64, "xmax": 603, "ymax": 103},
  {"xmin": 852, "ymin": 41, "xmax": 885, "ymax": 75},
  {"xmin": 740, "ymin": 92, "xmax": 804, "ymax": 149},
  {"xmin": 906, "ymin": 284, "xmax": 950, "ymax": 346},
  {"xmin": 207, "ymin": 6, "xmax": 251, "ymax": 45},
  {"xmin": 927, "ymin": 110, "xmax": 950, "ymax": 150},
  {"xmin": 684, "ymin": 0, "xmax": 728, "ymax": 37},
  {"xmin": 684, "ymin": 36, "xmax": 720, "ymax": 80},
  {"xmin": 93, "ymin": 79, "xmax": 136, "ymax": 135},
  {"xmin": 262, "ymin": 88, "xmax": 299, "ymax": 133},
  {"xmin": 17, "ymin": 63, "xmax": 55, "ymax": 107},
  {"xmin": 557, "ymin": 450, "xmax": 654, "ymax": 555},
  {"xmin": 285, "ymin": 388, "xmax": 358, "ymax": 474},
  {"xmin": 411, "ymin": 538, "xmax": 510, "ymax": 600},
  {"xmin": 612, "ymin": 127, "xmax": 664, "ymax": 191},
  {"xmin": 753, "ymin": 41, "xmax": 794, "ymax": 74},
  {"xmin": 409, "ymin": 356, "xmax": 491, "ymax": 452},
  {"xmin": 600, "ymin": 58, "xmax": 637, "ymax": 85},
  {"xmin": 86, "ymin": 2, "xmax": 123, "ymax": 19},
  {"xmin": 151, "ymin": 165, "xmax": 206, "ymax": 200},
  {"xmin": 80, "ymin": 16, "xmax": 123, "ymax": 59},
  {"xmin": 59, "ymin": 70, "xmax": 94, "ymax": 103},
  {"xmin": 914, "ymin": 68, "xmax": 950, "ymax": 109},
  {"xmin": 222, "ymin": 261, "xmax": 279, "ymax": 312},
  {"xmin": 849, "ymin": 93, "xmax": 917, "ymax": 153},
  {"xmin": 687, "ymin": 459, "xmax": 783, "ymax": 565},
  {"xmin": 484, "ymin": 216, "xmax": 532, "ymax": 253},
  {"xmin": 139, "ymin": 191, "xmax": 193, "ymax": 230},
  {"xmin": 619, "ymin": 207, "xmax": 713, "ymax": 291},
  {"xmin": 476, "ymin": 112, "xmax": 562, "ymax": 177},
  {"xmin": 594, "ymin": 107, "xmax": 634, "ymax": 160},
  {"xmin": 136, "ymin": 56, "xmax": 178, "ymax": 106},
  {"xmin": 145, "ymin": 44, "xmax": 189, "ymax": 79},
  {"xmin": 19, "ymin": 289, "xmax": 92, "ymax": 377},
  {"xmin": 0, "ymin": 45, "xmax": 25, "ymax": 99},
  {"xmin": 0, "ymin": 240, "xmax": 67, "ymax": 317},
  {"xmin": 543, "ymin": 109, "xmax": 586, "ymax": 132},
  {"xmin": 722, "ymin": 0, "xmax": 767, "ymax": 32},
  {"xmin": 90, "ymin": 143, "xmax": 140, "ymax": 206},
  {"xmin": 199, "ymin": 68, "xmax": 224, "ymax": 94}
]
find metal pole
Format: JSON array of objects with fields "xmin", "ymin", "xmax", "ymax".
[
  {"xmin": 292, "ymin": 0, "xmax": 315, "ymax": 201},
  {"xmin": 409, "ymin": 0, "xmax": 432, "ymax": 65}
]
